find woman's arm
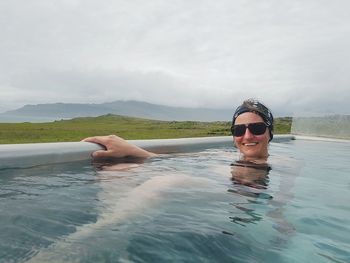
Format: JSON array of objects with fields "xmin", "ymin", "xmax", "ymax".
[{"xmin": 83, "ymin": 135, "xmax": 157, "ymax": 159}]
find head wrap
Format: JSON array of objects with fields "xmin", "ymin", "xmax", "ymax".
[{"xmin": 232, "ymin": 99, "xmax": 274, "ymax": 141}]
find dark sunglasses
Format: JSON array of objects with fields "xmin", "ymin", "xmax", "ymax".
[{"xmin": 231, "ymin": 122, "xmax": 268, "ymax": 137}]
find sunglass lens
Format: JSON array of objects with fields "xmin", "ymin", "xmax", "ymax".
[
  {"xmin": 232, "ymin": 124, "xmax": 246, "ymax": 137},
  {"xmin": 249, "ymin": 123, "xmax": 267, "ymax": 135}
]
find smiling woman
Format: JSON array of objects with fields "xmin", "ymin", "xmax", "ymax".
[
  {"xmin": 233, "ymin": 112, "xmax": 270, "ymax": 159},
  {"xmin": 230, "ymin": 99, "xmax": 274, "ymax": 161}
]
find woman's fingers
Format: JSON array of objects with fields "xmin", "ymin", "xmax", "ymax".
[{"xmin": 91, "ymin": 149, "xmax": 114, "ymax": 158}]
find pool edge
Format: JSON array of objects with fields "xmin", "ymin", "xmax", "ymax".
[{"xmin": 0, "ymin": 135, "xmax": 295, "ymax": 169}]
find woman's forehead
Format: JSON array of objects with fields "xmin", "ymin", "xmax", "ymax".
[{"xmin": 234, "ymin": 112, "xmax": 264, "ymax": 124}]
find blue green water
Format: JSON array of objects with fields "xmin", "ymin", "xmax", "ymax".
[{"xmin": 0, "ymin": 139, "xmax": 349, "ymax": 262}]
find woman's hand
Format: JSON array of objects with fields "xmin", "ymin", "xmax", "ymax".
[{"xmin": 82, "ymin": 135, "xmax": 156, "ymax": 159}]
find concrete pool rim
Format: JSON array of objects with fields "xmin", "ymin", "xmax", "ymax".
[{"xmin": 1, "ymin": 134, "xmax": 346, "ymax": 169}]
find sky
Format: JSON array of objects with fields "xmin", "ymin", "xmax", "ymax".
[{"xmin": 0, "ymin": 0, "xmax": 349, "ymax": 116}]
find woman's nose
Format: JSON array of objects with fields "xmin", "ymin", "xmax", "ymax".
[{"xmin": 243, "ymin": 127, "xmax": 254, "ymax": 139}]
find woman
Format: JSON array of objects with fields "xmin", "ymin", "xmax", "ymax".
[
  {"xmin": 230, "ymin": 98, "xmax": 273, "ymax": 161},
  {"xmin": 83, "ymin": 99, "xmax": 274, "ymax": 161},
  {"xmin": 82, "ymin": 100, "xmax": 296, "ymax": 237}
]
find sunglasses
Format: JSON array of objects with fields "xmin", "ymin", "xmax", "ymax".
[{"xmin": 231, "ymin": 122, "xmax": 268, "ymax": 137}]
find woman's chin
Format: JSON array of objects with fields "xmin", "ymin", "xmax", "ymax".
[{"xmin": 241, "ymin": 149, "xmax": 268, "ymax": 160}]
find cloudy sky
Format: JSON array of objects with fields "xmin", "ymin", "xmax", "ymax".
[{"xmin": 0, "ymin": 0, "xmax": 349, "ymax": 116}]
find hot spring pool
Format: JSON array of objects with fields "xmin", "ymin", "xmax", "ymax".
[{"xmin": 0, "ymin": 139, "xmax": 349, "ymax": 262}]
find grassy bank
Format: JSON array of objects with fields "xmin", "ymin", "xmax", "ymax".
[{"xmin": 0, "ymin": 114, "xmax": 292, "ymax": 144}]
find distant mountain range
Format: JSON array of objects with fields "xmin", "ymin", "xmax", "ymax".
[{"xmin": 0, "ymin": 100, "xmax": 234, "ymax": 122}]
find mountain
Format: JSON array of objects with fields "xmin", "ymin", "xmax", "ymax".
[{"xmin": 0, "ymin": 100, "xmax": 234, "ymax": 122}]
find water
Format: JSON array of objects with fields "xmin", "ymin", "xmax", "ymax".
[{"xmin": 0, "ymin": 140, "xmax": 349, "ymax": 262}]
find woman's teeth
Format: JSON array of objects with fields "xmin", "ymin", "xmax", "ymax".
[{"xmin": 243, "ymin": 142, "xmax": 258, "ymax": 146}]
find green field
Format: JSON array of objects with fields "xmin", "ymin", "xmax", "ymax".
[{"xmin": 0, "ymin": 114, "xmax": 292, "ymax": 144}]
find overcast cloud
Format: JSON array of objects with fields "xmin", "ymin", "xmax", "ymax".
[{"xmin": 0, "ymin": 0, "xmax": 349, "ymax": 116}]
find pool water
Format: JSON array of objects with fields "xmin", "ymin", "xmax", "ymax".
[{"xmin": 0, "ymin": 139, "xmax": 349, "ymax": 262}]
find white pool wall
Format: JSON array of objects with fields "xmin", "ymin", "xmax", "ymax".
[{"xmin": 0, "ymin": 135, "xmax": 295, "ymax": 169}]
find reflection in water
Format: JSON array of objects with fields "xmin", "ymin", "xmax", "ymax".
[
  {"xmin": 228, "ymin": 158, "xmax": 297, "ymax": 237},
  {"xmin": 229, "ymin": 160, "xmax": 272, "ymax": 226},
  {"xmin": 231, "ymin": 160, "xmax": 271, "ymax": 189}
]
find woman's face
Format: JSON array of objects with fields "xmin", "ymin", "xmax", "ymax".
[{"xmin": 233, "ymin": 112, "xmax": 270, "ymax": 160}]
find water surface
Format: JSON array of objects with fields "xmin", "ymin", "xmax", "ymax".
[{"xmin": 0, "ymin": 140, "xmax": 349, "ymax": 262}]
